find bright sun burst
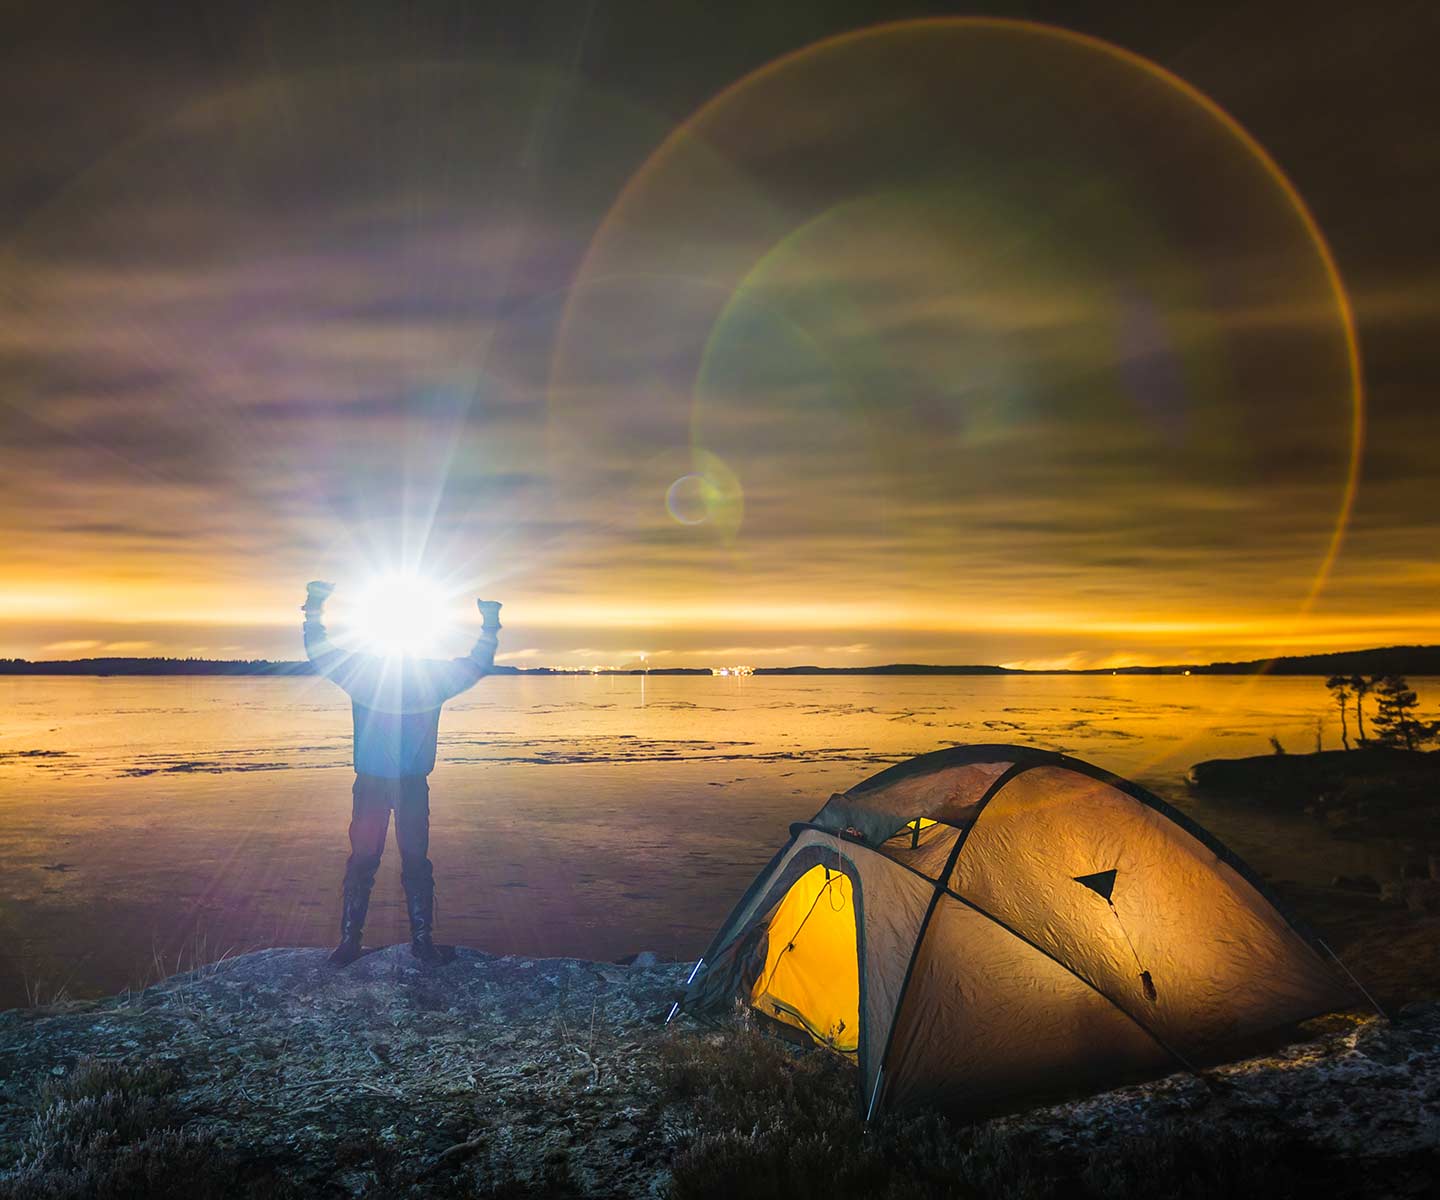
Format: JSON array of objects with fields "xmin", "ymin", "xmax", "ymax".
[{"xmin": 351, "ymin": 573, "xmax": 452, "ymax": 658}]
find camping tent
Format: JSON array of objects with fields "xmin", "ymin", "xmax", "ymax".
[{"xmin": 678, "ymin": 744, "xmax": 1358, "ymax": 1119}]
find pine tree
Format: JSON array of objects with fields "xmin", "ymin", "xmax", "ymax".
[
  {"xmin": 1370, "ymin": 675, "xmax": 1439, "ymax": 750},
  {"xmin": 1325, "ymin": 674, "xmax": 1352, "ymax": 750},
  {"xmin": 1351, "ymin": 674, "xmax": 1376, "ymax": 745}
]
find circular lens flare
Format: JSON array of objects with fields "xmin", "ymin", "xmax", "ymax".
[
  {"xmin": 666, "ymin": 474, "xmax": 711, "ymax": 525},
  {"xmin": 350, "ymin": 573, "xmax": 452, "ymax": 658},
  {"xmin": 553, "ymin": 16, "xmax": 1362, "ymax": 657}
]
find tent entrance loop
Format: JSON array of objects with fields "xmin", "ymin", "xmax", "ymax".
[
  {"xmin": 751, "ymin": 864, "xmax": 859, "ymax": 1053},
  {"xmin": 1103, "ymin": 898, "xmax": 1158, "ymax": 1003}
]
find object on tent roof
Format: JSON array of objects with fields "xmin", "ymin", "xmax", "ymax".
[{"xmin": 678, "ymin": 744, "xmax": 1360, "ymax": 1121}]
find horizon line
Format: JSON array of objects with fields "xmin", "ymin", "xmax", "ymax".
[{"xmin": 2, "ymin": 642, "xmax": 1437, "ymax": 677}]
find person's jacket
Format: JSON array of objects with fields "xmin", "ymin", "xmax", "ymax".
[{"xmin": 303, "ymin": 608, "xmax": 497, "ymax": 779}]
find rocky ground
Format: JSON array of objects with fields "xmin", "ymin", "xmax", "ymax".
[
  {"xmin": 0, "ymin": 946, "xmax": 689, "ymax": 1196},
  {"xmin": 999, "ymin": 1004, "xmax": 1440, "ymax": 1162},
  {"xmin": 1, "ymin": 944, "xmax": 1438, "ymax": 1197}
]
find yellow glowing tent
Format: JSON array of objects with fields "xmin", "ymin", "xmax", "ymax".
[{"xmin": 678, "ymin": 744, "xmax": 1358, "ymax": 1119}]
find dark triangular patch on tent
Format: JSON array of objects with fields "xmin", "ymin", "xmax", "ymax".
[{"xmin": 1073, "ymin": 869, "xmax": 1117, "ymax": 902}]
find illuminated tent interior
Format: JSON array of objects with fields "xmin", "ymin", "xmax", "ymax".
[{"xmin": 681, "ymin": 744, "xmax": 1358, "ymax": 1119}]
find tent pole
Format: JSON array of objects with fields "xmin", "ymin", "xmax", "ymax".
[{"xmin": 861, "ymin": 763, "xmax": 1034, "ymax": 1122}]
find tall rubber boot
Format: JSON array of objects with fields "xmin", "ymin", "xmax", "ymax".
[
  {"xmin": 328, "ymin": 857, "xmax": 378, "ymax": 967},
  {"xmin": 402, "ymin": 858, "xmax": 444, "ymax": 965}
]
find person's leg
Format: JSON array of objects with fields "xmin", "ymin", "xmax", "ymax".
[
  {"xmin": 329, "ymin": 774, "xmax": 393, "ymax": 966},
  {"xmin": 394, "ymin": 777, "xmax": 443, "ymax": 963}
]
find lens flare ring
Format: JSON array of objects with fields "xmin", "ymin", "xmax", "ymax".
[{"xmin": 557, "ymin": 15, "xmax": 1363, "ymax": 627}]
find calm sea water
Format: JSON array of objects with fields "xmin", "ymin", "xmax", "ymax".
[{"xmin": 0, "ymin": 673, "xmax": 1428, "ymax": 1009}]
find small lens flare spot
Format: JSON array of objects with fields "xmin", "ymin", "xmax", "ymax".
[
  {"xmin": 666, "ymin": 474, "xmax": 712, "ymax": 525},
  {"xmin": 352, "ymin": 574, "xmax": 451, "ymax": 657}
]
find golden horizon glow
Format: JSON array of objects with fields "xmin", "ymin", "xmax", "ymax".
[
  {"xmin": 4, "ymin": 577, "xmax": 1437, "ymax": 668},
  {"xmin": 0, "ymin": 21, "xmax": 1426, "ymax": 672}
]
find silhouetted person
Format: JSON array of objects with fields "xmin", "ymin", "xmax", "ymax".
[{"xmin": 302, "ymin": 581, "xmax": 502, "ymax": 966}]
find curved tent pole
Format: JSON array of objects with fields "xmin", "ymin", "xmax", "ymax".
[{"xmin": 862, "ymin": 761, "xmax": 1031, "ymax": 1120}]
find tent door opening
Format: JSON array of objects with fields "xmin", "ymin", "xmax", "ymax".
[{"xmin": 750, "ymin": 863, "xmax": 859, "ymax": 1053}]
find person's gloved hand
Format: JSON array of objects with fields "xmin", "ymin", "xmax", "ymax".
[
  {"xmin": 304, "ymin": 580, "xmax": 336, "ymax": 612},
  {"xmin": 477, "ymin": 599, "xmax": 503, "ymax": 631}
]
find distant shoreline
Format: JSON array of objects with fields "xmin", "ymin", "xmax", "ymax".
[{"xmin": 2, "ymin": 644, "xmax": 1437, "ymax": 678}]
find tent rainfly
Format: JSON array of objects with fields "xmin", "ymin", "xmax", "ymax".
[{"xmin": 677, "ymin": 744, "xmax": 1359, "ymax": 1120}]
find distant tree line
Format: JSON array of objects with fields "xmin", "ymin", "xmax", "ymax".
[
  {"xmin": 1325, "ymin": 673, "xmax": 1439, "ymax": 751},
  {"xmin": 0, "ymin": 657, "xmax": 314, "ymax": 676}
]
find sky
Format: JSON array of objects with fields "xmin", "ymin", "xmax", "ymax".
[{"xmin": 1, "ymin": 0, "xmax": 1436, "ymax": 669}]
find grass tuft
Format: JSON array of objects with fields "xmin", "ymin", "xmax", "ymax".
[
  {"xmin": 658, "ymin": 1022, "xmax": 857, "ymax": 1137},
  {"xmin": 0, "ymin": 1057, "xmax": 300, "ymax": 1200}
]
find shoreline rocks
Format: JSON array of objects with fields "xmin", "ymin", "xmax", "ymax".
[{"xmin": 1188, "ymin": 748, "xmax": 1440, "ymax": 845}]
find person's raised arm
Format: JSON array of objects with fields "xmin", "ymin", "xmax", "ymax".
[
  {"xmin": 302, "ymin": 580, "xmax": 349, "ymax": 681},
  {"xmin": 429, "ymin": 599, "xmax": 503, "ymax": 701}
]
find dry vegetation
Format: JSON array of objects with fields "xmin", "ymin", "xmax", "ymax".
[
  {"xmin": 657, "ymin": 1018, "xmax": 1440, "ymax": 1200},
  {"xmin": 0, "ymin": 1058, "xmax": 300, "ymax": 1199},
  {"xmin": 1, "ymin": 948, "xmax": 1437, "ymax": 1198}
]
